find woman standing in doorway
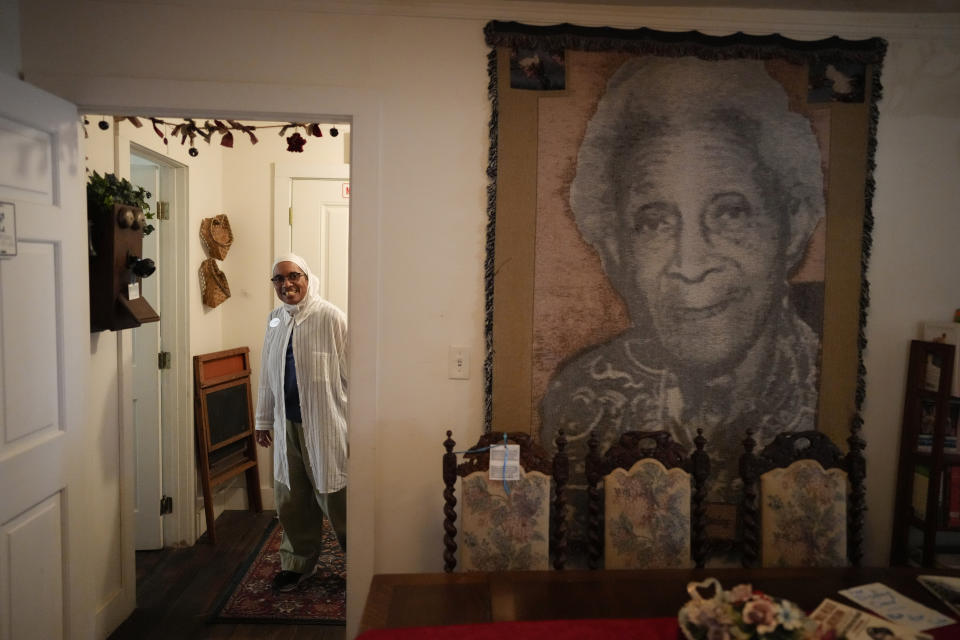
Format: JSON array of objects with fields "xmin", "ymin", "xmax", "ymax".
[{"xmin": 255, "ymin": 253, "xmax": 348, "ymax": 592}]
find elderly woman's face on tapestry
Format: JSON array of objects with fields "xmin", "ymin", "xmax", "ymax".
[
  {"xmin": 571, "ymin": 56, "xmax": 824, "ymax": 376},
  {"xmin": 615, "ymin": 126, "xmax": 788, "ymax": 372}
]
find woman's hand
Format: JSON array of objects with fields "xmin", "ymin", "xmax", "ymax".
[{"xmin": 256, "ymin": 430, "xmax": 273, "ymax": 447}]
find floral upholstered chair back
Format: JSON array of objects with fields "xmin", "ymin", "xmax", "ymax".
[
  {"xmin": 460, "ymin": 469, "xmax": 551, "ymax": 570},
  {"xmin": 760, "ymin": 459, "xmax": 847, "ymax": 567},
  {"xmin": 739, "ymin": 430, "xmax": 863, "ymax": 568},
  {"xmin": 586, "ymin": 430, "xmax": 710, "ymax": 570},
  {"xmin": 442, "ymin": 430, "xmax": 570, "ymax": 572}
]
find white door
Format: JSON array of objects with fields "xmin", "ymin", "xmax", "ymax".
[
  {"xmin": 290, "ymin": 178, "xmax": 350, "ymax": 314},
  {"xmin": 130, "ymin": 159, "xmax": 163, "ymax": 550},
  {"xmin": 0, "ymin": 74, "xmax": 92, "ymax": 638}
]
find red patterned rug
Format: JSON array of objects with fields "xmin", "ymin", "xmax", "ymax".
[{"xmin": 210, "ymin": 518, "xmax": 346, "ymax": 625}]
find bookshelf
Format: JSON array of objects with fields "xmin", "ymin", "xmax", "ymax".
[{"xmin": 891, "ymin": 340, "xmax": 959, "ymax": 566}]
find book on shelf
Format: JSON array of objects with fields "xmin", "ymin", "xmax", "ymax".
[
  {"xmin": 950, "ymin": 466, "xmax": 960, "ymax": 528},
  {"xmin": 917, "ymin": 434, "xmax": 959, "ymax": 453},
  {"xmin": 914, "ymin": 464, "xmax": 930, "ymax": 518},
  {"xmin": 916, "ymin": 399, "xmax": 960, "ymax": 453}
]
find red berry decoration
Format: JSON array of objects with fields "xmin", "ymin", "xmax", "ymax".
[
  {"xmin": 329, "ymin": 127, "xmax": 339, "ymax": 137},
  {"xmin": 286, "ymin": 132, "xmax": 306, "ymax": 152},
  {"xmin": 189, "ymin": 147, "xmax": 199, "ymax": 157}
]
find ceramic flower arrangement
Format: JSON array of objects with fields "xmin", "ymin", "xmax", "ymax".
[{"xmin": 679, "ymin": 578, "xmax": 833, "ymax": 640}]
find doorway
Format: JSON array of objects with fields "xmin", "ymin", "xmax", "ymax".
[
  {"xmin": 71, "ymin": 80, "xmax": 381, "ymax": 638},
  {"xmin": 128, "ymin": 147, "xmax": 189, "ymax": 550},
  {"xmin": 84, "ymin": 113, "xmax": 355, "ymax": 619}
]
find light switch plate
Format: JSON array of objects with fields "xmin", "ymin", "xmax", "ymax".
[{"xmin": 448, "ymin": 345, "xmax": 470, "ymax": 379}]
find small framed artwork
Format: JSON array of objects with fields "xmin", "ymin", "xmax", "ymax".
[{"xmin": 0, "ymin": 201, "xmax": 16, "ymax": 257}]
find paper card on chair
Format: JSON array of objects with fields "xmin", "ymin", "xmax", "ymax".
[
  {"xmin": 489, "ymin": 444, "xmax": 520, "ymax": 481},
  {"xmin": 838, "ymin": 583, "xmax": 955, "ymax": 630}
]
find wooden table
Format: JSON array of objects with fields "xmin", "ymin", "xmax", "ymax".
[{"xmin": 359, "ymin": 567, "xmax": 960, "ymax": 633}]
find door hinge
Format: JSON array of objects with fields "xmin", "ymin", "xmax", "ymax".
[
  {"xmin": 160, "ymin": 495, "xmax": 173, "ymax": 515},
  {"xmin": 158, "ymin": 351, "xmax": 172, "ymax": 369},
  {"xmin": 157, "ymin": 201, "xmax": 170, "ymax": 220},
  {"xmin": 288, "ymin": 206, "xmax": 293, "ymax": 226}
]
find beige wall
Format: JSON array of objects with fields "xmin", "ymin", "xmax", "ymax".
[{"xmin": 16, "ymin": 1, "xmax": 960, "ymax": 637}]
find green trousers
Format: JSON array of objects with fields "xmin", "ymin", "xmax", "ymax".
[{"xmin": 275, "ymin": 419, "xmax": 347, "ymax": 574}]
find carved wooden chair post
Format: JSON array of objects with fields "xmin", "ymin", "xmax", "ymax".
[
  {"xmin": 739, "ymin": 429, "xmax": 862, "ymax": 568},
  {"xmin": 586, "ymin": 429, "xmax": 709, "ymax": 570},
  {"xmin": 442, "ymin": 430, "xmax": 459, "ymax": 573},
  {"xmin": 585, "ymin": 432, "xmax": 603, "ymax": 570},
  {"xmin": 846, "ymin": 418, "xmax": 867, "ymax": 567},
  {"xmin": 551, "ymin": 430, "xmax": 569, "ymax": 570},
  {"xmin": 690, "ymin": 429, "xmax": 710, "ymax": 568},
  {"xmin": 442, "ymin": 430, "xmax": 568, "ymax": 572},
  {"xmin": 739, "ymin": 430, "xmax": 761, "ymax": 569}
]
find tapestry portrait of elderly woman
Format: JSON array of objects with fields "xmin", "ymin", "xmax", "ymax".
[
  {"xmin": 484, "ymin": 24, "xmax": 883, "ymax": 563},
  {"xmin": 541, "ymin": 56, "xmax": 825, "ymax": 500}
]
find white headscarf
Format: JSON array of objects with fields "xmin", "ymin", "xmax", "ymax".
[{"xmin": 272, "ymin": 253, "xmax": 322, "ymax": 325}]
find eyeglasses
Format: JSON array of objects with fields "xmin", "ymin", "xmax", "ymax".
[{"xmin": 270, "ymin": 272, "xmax": 305, "ymax": 285}]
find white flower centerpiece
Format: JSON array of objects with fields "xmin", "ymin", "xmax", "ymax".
[{"xmin": 679, "ymin": 578, "xmax": 834, "ymax": 640}]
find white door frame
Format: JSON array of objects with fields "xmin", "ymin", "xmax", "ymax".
[
  {"xmin": 124, "ymin": 143, "xmax": 192, "ymax": 549},
  {"xmin": 32, "ymin": 74, "xmax": 382, "ymax": 639}
]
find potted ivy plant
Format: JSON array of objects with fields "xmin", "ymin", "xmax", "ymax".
[{"xmin": 87, "ymin": 171, "xmax": 154, "ymax": 235}]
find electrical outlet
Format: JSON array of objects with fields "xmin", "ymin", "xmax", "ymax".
[{"xmin": 448, "ymin": 345, "xmax": 470, "ymax": 380}]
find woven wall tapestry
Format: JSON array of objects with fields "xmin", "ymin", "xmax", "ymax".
[{"xmin": 483, "ymin": 21, "xmax": 886, "ymax": 560}]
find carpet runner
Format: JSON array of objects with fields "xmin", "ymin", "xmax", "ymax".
[{"xmin": 211, "ymin": 518, "xmax": 346, "ymax": 625}]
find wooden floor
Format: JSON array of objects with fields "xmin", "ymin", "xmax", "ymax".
[{"xmin": 109, "ymin": 510, "xmax": 346, "ymax": 640}]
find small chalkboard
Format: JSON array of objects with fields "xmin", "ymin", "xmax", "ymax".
[
  {"xmin": 206, "ymin": 382, "xmax": 250, "ymax": 446},
  {"xmin": 193, "ymin": 347, "xmax": 262, "ymax": 543}
]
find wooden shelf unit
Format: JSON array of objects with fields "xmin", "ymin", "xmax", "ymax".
[{"xmin": 891, "ymin": 340, "xmax": 958, "ymax": 566}]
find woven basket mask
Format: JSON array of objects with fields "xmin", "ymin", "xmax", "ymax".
[
  {"xmin": 199, "ymin": 258, "xmax": 231, "ymax": 308},
  {"xmin": 199, "ymin": 214, "xmax": 234, "ymax": 260}
]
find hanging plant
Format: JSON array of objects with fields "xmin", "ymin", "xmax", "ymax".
[{"xmin": 87, "ymin": 171, "xmax": 155, "ymax": 236}]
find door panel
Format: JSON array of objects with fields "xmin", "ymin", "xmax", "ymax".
[
  {"xmin": 321, "ymin": 203, "xmax": 349, "ymax": 313},
  {"xmin": 2, "ymin": 241, "xmax": 59, "ymax": 439},
  {"xmin": 5, "ymin": 494, "xmax": 63, "ymax": 640},
  {"xmin": 290, "ymin": 179, "xmax": 350, "ymax": 315},
  {"xmin": 130, "ymin": 161, "xmax": 162, "ymax": 550},
  {"xmin": 0, "ymin": 74, "xmax": 92, "ymax": 639}
]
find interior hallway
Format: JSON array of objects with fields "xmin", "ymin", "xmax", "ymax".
[{"xmin": 109, "ymin": 510, "xmax": 346, "ymax": 640}]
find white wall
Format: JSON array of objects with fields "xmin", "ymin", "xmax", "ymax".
[
  {"xmin": 82, "ymin": 115, "xmax": 228, "ymax": 631},
  {"xmin": 17, "ymin": 1, "xmax": 960, "ymax": 637},
  {"xmin": 863, "ymin": 36, "xmax": 960, "ymax": 561},
  {"xmin": 0, "ymin": 0, "xmax": 19, "ymax": 76}
]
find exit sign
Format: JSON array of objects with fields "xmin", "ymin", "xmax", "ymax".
[{"xmin": 341, "ymin": 183, "xmax": 350, "ymax": 199}]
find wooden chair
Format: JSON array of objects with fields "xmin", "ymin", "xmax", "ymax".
[
  {"xmin": 442, "ymin": 430, "xmax": 569, "ymax": 572},
  {"xmin": 584, "ymin": 429, "xmax": 709, "ymax": 569},
  {"xmin": 739, "ymin": 429, "xmax": 865, "ymax": 568}
]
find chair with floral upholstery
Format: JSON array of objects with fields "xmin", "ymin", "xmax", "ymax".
[
  {"xmin": 584, "ymin": 429, "xmax": 710, "ymax": 570},
  {"xmin": 442, "ymin": 430, "xmax": 569, "ymax": 572},
  {"xmin": 739, "ymin": 429, "xmax": 865, "ymax": 568}
]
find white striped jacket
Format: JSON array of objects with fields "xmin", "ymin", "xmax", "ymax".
[{"xmin": 255, "ymin": 299, "xmax": 348, "ymax": 492}]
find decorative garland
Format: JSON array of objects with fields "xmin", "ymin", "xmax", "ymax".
[{"xmin": 83, "ymin": 116, "xmax": 341, "ymax": 155}]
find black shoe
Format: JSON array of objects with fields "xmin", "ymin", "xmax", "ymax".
[{"xmin": 272, "ymin": 570, "xmax": 303, "ymax": 592}]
